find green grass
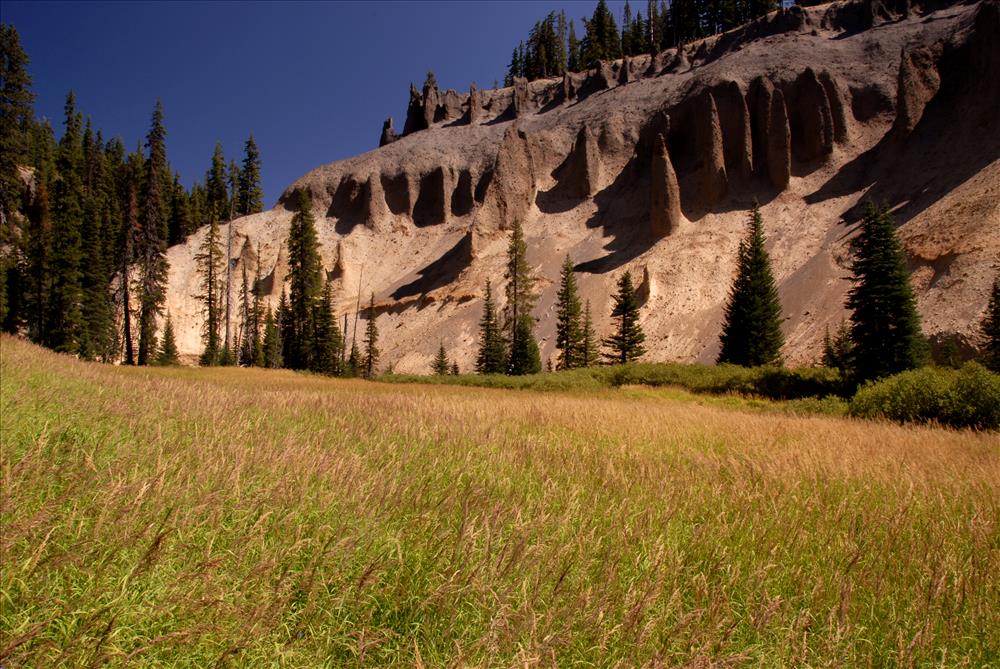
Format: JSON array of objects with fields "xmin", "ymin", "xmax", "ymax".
[{"xmin": 2, "ymin": 336, "xmax": 998, "ymax": 667}]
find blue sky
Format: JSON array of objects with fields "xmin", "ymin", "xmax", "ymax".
[{"xmin": 3, "ymin": 0, "xmax": 633, "ymax": 207}]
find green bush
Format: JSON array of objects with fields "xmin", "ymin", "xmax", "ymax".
[{"xmin": 849, "ymin": 362, "xmax": 1000, "ymax": 430}]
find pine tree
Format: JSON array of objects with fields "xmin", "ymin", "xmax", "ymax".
[
  {"xmin": 821, "ymin": 321, "xmax": 853, "ymax": 370},
  {"xmin": 555, "ymin": 254, "xmax": 584, "ymax": 369},
  {"xmin": 603, "ymin": 271, "xmax": 646, "ymax": 364},
  {"xmin": 476, "ymin": 279, "xmax": 506, "ymax": 374},
  {"xmin": 205, "ymin": 142, "xmax": 228, "ymax": 219},
  {"xmin": 503, "ymin": 219, "xmax": 541, "ymax": 375},
  {"xmin": 237, "ymin": 263, "xmax": 255, "ymax": 366},
  {"xmin": 156, "ymin": 312, "xmax": 180, "ymax": 365},
  {"xmin": 717, "ymin": 205, "xmax": 784, "ymax": 367},
  {"xmin": 313, "ymin": 278, "xmax": 343, "ymax": 376},
  {"xmin": 433, "ymin": 341, "xmax": 450, "ymax": 375},
  {"xmin": 137, "ymin": 100, "xmax": 169, "ymax": 366},
  {"xmin": 24, "ymin": 178, "xmax": 50, "ymax": 342},
  {"xmin": 981, "ymin": 274, "xmax": 1000, "ymax": 373},
  {"xmin": 363, "ymin": 293, "xmax": 379, "ymax": 379},
  {"xmin": 120, "ymin": 172, "xmax": 140, "ymax": 365},
  {"xmin": 78, "ymin": 195, "xmax": 114, "ymax": 360},
  {"xmin": 195, "ymin": 211, "xmax": 223, "ymax": 365},
  {"xmin": 580, "ymin": 300, "xmax": 598, "ymax": 367},
  {"xmin": 285, "ymin": 189, "xmax": 323, "ymax": 369},
  {"xmin": 0, "ymin": 24, "xmax": 34, "ymax": 222},
  {"xmin": 237, "ymin": 134, "xmax": 263, "ymax": 216},
  {"xmin": 346, "ymin": 341, "xmax": 361, "ymax": 378},
  {"xmin": 251, "ymin": 246, "xmax": 265, "ymax": 366},
  {"xmin": 262, "ymin": 304, "xmax": 282, "ymax": 368},
  {"xmin": 450, "ymin": 361, "xmax": 460, "ymax": 375},
  {"xmin": 567, "ymin": 20, "xmax": 581, "ymax": 72},
  {"xmin": 167, "ymin": 173, "xmax": 192, "ymax": 245},
  {"xmin": 846, "ymin": 202, "xmax": 924, "ymax": 382},
  {"xmin": 277, "ymin": 288, "xmax": 294, "ymax": 368},
  {"xmin": 581, "ymin": 0, "xmax": 622, "ymax": 67}
]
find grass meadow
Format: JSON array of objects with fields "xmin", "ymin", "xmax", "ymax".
[{"xmin": 1, "ymin": 335, "xmax": 998, "ymax": 667}]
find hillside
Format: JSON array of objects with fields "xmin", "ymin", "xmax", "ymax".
[{"xmin": 162, "ymin": 0, "xmax": 1000, "ymax": 371}]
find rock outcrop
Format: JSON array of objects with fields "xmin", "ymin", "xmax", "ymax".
[
  {"xmin": 379, "ymin": 118, "xmax": 398, "ymax": 147},
  {"xmin": 481, "ymin": 125, "xmax": 535, "ymax": 229},
  {"xmin": 403, "ymin": 84, "xmax": 425, "ymax": 135},
  {"xmin": 468, "ymin": 83, "xmax": 481, "ymax": 124},
  {"xmin": 619, "ymin": 57, "xmax": 632, "ymax": 85},
  {"xmin": 750, "ymin": 77, "xmax": 791, "ymax": 189},
  {"xmin": 564, "ymin": 124, "xmax": 603, "ymax": 199},
  {"xmin": 513, "ymin": 77, "xmax": 531, "ymax": 117},
  {"xmin": 650, "ymin": 132, "xmax": 682, "ymax": 238},
  {"xmin": 792, "ymin": 68, "xmax": 835, "ymax": 161},
  {"xmin": 422, "ymin": 83, "xmax": 440, "ymax": 128},
  {"xmin": 438, "ymin": 89, "xmax": 464, "ymax": 123},
  {"xmin": 818, "ymin": 71, "xmax": 850, "ymax": 144},
  {"xmin": 698, "ymin": 92, "xmax": 728, "ymax": 204},
  {"xmin": 893, "ymin": 45, "xmax": 941, "ymax": 135},
  {"xmin": 711, "ymin": 81, "xmax": 753, "ymax": 179}
]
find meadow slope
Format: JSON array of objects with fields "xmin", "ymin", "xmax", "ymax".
[{"xmin": 2, "ymin": 336, "xmax": 999, "ymax": 667}]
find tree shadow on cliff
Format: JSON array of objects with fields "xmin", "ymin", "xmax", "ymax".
[{"xmin": 391, "ymin": 234, "xmax": 472, "ymax": 300}]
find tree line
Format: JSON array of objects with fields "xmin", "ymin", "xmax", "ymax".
[
  {"xmin": 0, "ymin": 24, "xmax": 264, "ymax": 364},
  {"xmin": 505, "ymin": 0, "xmax": 778, "ymax": 85}
]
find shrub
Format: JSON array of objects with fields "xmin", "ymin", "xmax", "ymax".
[{"xmin": 849, "ymin": 362, "xmax": 1000, "ymax": 430}]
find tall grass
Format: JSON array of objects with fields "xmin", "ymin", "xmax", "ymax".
[{"xmin": 2, "ymin": 336, "xmax": 998, "ymax": 666}]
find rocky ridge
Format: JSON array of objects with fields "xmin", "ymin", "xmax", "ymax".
[{"xmin": 162, "ymin": 0, "xmax": 1000, "ymax": 371}]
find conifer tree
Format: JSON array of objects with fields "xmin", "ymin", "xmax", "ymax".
[
  {"xmin": 24, "ymin": 178, "xmax": 50, "ymax": 343},
  {"xmin": 121, "ymin": 173, "xmax": 139, "ymax": 365},
  {"xmin": 262, "ymin": 304, "xmax": 282, "ymax": 368},
  {"xmin": 195, "ymin": 211, "xmax": 223, "ymax": 365},
  {"xmin": 137, "ymin": 100, "xmax": 169, "ymax": 365},
  {"xmin": 846, "ymin": 203, "xmax": 924, "ymax": 382},
  {"xmin": 717, "ymin": 205, "xmax": 784, "ymax": 367},
  {"xmin": 237, "ymin": 263, "xmax": 256, "ymax": 366},
  {"xmin": 603, "ymin": 271, "xmax": 646, "ymax": 364},
  {"xmin": 205, "ymin": 142, "xmax": 228, "ymax": 218},
  {"xmin": 363, "ymin": 293, "xmax": 379, "ymax": 379},
  {"xmin": 981, "ymin": 274, "xmax": 1000, "ymax": 373},
  {"xmin": 276, "ymin": 288, "xmax": 294, "ymax": 368},
  {"xmin": 285, "ymin": 189, "xmax": 323, "ymax": 369},
  {"xmin": 78, "ymin": 196, "xmax": 114, "ymax": 360},
  {"xmin": 821, "ymin": 321, "xmax": 853, "ymax": 370},
  {"xmin": 346, "ymin": 342, "xmax": 361, "ymax": 378},
  {"xmin": 567, "ymin": 20, "xmax": 581, "ymax": 72},
  {"xmin": 451, "ymin": 361, "xmax": 460, "ymax": 375},
  {"xmin": 580, "ymin": 300, "xmax": 598, "ymax": 367},
  {"xmin": 167, "ymin": 173, "xmax": 192, "ymax": 245},
  {"xmin": 251, "ymin": 247, "xmax": 265, "ymax": 366},
  {"xmin": 476, "ymin": 279, "xmax": 506, "ymax": 374},
  {"xmin": 156, "ymin": 312, "xmax": 180, "ymax": 365},
  {"xmin": 503, "ymin": 219, "xmax": 541, "ymax": 375},
  {"xmin": 555, "ymin": 255, "xmax": 584, "ymax": 369},
  {"xmin": 433, "ymin": 341, "xmax": 450, "ymax": 375},
  {"xmin": 46, "ymin": 92, "xmax": 84, "ymax": 353},
  {"xmin": 0, "ymin": 24, "xmax": 34, "ymax": 222},
  {"xmin": 313, "ymin": 278, "xmax": 343, "ymax": 376},
  {"xmin": 581, "ymin": 0, "xmax": 622, "ymax": 67},
  {"xmin": 237, "ymin": 134, "xmax": 263, "ymax": 216}
]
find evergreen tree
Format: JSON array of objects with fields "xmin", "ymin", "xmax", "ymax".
[
  {"xmin": 23, "ymin": 177, "xmax": 50, "ymax": 342},
  {"xmin": 46, "ymin": 92, "xmax": 84, "ymax": 353},
  {"xmin": 262, "ymin": 304, "xmax": 283, "ymax": 368},
  {"xmin": 237, "ymin": 134, "xmax": 263, "ymax": 216},
  {"xmin": 167, "ymin": 173, "xmax": 192, "ymax": 245},
  {"xmin": 433, "ymin": 341, "xmax": 450, "ymax": 375},
  {"xmin": 0, "ymin": 24, "xmax": 34, "ymax": 222},
  {"xmin": 581, "ymin": 0, "xmax": 622, "ymax": 67},
  {"xmin": 503, "ymin": 219, "xmax": 541, "ymax": 375},
  {"xmin": 555, "ymin": 254, "xmax": 584, "ymax": 369},
  {"xmin": 822, "ymin": 320, "xmax": 854, "ymax": 371},
  {"xmin": 567, "ymin": 20, "xmax": 581, "ymax": 72},
  {"xmin": 846, "ymin": 203, "xmax": 925, "ymax": 382},
  {"xmin": 121, "ymin": 172, "xmax": 140, "ymax": 365},
  {"xmin": 363, "ymin": 293, "xmax": 379, "ymax": 379},
  {"xmin": 285, "ymin": 189, "xmax": 323, "ymax": 369},
  {"xmin": 276, "ymin": 288, "xmax": 294, "ymax": 368},
  {"xmin": 580, "ymin": 300, "xmax": 598, "ymax": 367},
  {"xmin": 313, "ymin": 278, "xmax": 343, "ymax": 376},
  {"xmin": 346, "ymin": 341, "xmax": 361, "ymax": 378},
  {"xmin": 476, "ymin": 279, "xmax": 506, "ymax": 374},
  {"xmin": 251, "ymin": 247, "xmax": 265, "ymax": 366},
  {"xmin": 603, "ymin": 271, "xmax": 646, "ymax": 364},
  {"xmin": 195, "ymin": 211, "xmax": 223, "ymax": 365},
  {"xmin": 450, "ymin": 361, "xmax": 460, "ymax": 375},
  {"xmin": 137, "ymin": 100, "xmax": 169, "ymax": 365},
  {"xmin": 237, "ymin": 263, "xmax": 255, "ymax": 366},
  {"xmin": 717, "ymin": 205, "xmax": 784, "ymax": 367},
  {"xmin": 78, "ymin": 195, "xmax": 114, "ymax": 360},
  {"xmin": 155, "ymin": 312, "xmax": 180, "ymax": 366},
  {"xmin": 205, "ymin": 142, "xmax": 228, "ymax": 219},
  {"xmin": 981, "ymin": 274, "xmax": 1000, "ymax": 373}
]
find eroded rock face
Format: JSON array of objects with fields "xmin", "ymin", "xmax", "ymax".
[
  {"xmin": 379, "ymin": 118, "xmax": 398, "ymax": 147},
  {"xmin": 768, "ymin": 88, "xmax": 792, "ymax": 189},
  {"xmin": 619, "ymin": 57, "xmax": 632, "ymax": 85},
  {"xmin": 699, "ymin": 91, "xmax": 728, "ymax": 204},
  {"xmin": 480, "ymin": 125, "xmax": 535, "ymax": 229},
  {"xmin": 564, "ymin": 124, "xmax": 603, "ymax": 199},
  {"xmin": 329, "ymin": 175, "xmax": 370, "ymax": 228},
  {"xmin": 650, "ymin": 132, "xmax": 682, "ymax": 238},
  {"xmin": 403, "ymin": 84, "xmax": 425, "ymax": 135},
  {"xmin": 422, "ymin": 83, "xmax": 440, "ymax": 128},
  {"xmin": 468, "ymin": 83, "xmax": 481, "ymax": 124},
  {"xmin": 711, "ymin": 80, "xmax": 753, "ymax": 179},
  {"xmin": 437, "ymin": 89, "xmax": 464, "ymax": 123},
  {"xmin": 562, "ymin": 71, "xmax": 575, "ymax": 101},
  {"xmin": 380, "ymin": 172, "xmax": 411, "ymax": 216},
  {"xmin": 893, "ymin": 45, "xmax": 941, "ymax": 135},
  {"xmin": 792, "ymin": 68, "xmax": 835, "ymax": 161},
  {"xmin": 451, "ymin": 169, "xmax": 475, "ymax": 217},
  {"xmin": 413, "ymin": 167, "xmax": 449, "ymax": 227},
  {"xmin": 513, "ymin": 77, "xmax": 531, "ymax": 117},
  {"xmin": 818, "ymin": 71, "xmax": 850, "ymax": 143}
]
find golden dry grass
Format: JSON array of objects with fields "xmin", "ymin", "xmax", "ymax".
[{"xmin": 1, "ymin": 335, "xmax": 998, "ymax": 667}]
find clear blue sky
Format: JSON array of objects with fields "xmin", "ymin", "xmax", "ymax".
[{"xmin": 3, "ymin": 0, "xmax": 631, "ymax": 207}]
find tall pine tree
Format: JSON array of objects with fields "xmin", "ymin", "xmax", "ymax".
[
  {"xmin": 195, "ymin": 210, "xmax": 223, "ymax": 365},
  {"xmin": 603, "ymin": 271, "xmax": 646, "ymax": 364},
  {"xmin": 476, "ymin": 279, "xmax": 506, "ymax": 374},
  {"xmin": 555, "ymin": 254, "xmax": 584, "ymax": 369},
  {"xmin": 845, "ymin": 202, "xmax": 924, "ymax": 382},
  {"xmin": 433, "ymin": 341, "xmax": 450, "ymax": 375},
  {"xmin": 363, "ymin": 293, "xmax": 379, "ymax": 379},
  {"xmin": 580, "ymin": 299, "xmax": 598, "ymax": 367},
  {"xmin": 136, "ymin": 100, "xmax": 169, "ymax": 365},
  {"xmin": 981, "ymin": 274, "xmax": 1000, "ymax": 373},
  {"xmin": 717, "ymin": 205, "xmax": 784, "ymax": 367},
  {"xmin": 504, "ymin": 219, "xmax": 541, "ymax": 375},
  {"xmin": 285, "ymin": 189, "xmax": 323, "ymax": 369},
  {"xmin": 237, "ymin": 134, "xmax": 263, "ymax": 216}
]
